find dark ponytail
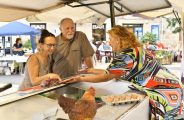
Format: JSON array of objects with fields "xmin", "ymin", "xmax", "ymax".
[{"xmin": 39, "ymin": 29, "xmax": 55, "ymax": 43}]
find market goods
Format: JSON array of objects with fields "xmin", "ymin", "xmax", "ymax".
[
  {"xmin": 58, "ymin": 87, "xmax": 97, "ymax": 120},
  {"xmin": 101, "ymin": 92, "xmax": 144, "ymax": 105}
]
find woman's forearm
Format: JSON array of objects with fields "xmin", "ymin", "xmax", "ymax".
[
  {"xmin": 31, "ymin": 73, "xmax": 61, "ymax": 86},
  {"xmin": 31, "ymin": 74, "xmax": 50, "ymax": 86},
  {"xmin": 87, "ymin": 68, "xmax": 108, "ymax": 74},
  {"xmin": 84, "ymin": 57, "xmax": 94, "ymax": 68},
  {"xmin": 80, "ymin": 73, "xmax": 119, "ymax": 83},
  {"xmin": 13, "ymin": 48, "xmax": 23, "ymax": 51}
]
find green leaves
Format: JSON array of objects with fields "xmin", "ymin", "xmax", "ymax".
[
  {"xmin": 23, "ymin": 40, "xmax": 32, "ymax": 50},
  {"xmin": 141, "ymin": 32, "xmax": 157, "ymax": 44},
  {"xmin": 166, "ymin": 17, "xmax": 182, "ymax": 33}
]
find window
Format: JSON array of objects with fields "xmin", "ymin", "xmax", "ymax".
[
  {"xmin": 123, "ymin": 24, "xmax": 143, "ymax": 40},
  {"xmin": 151, "ymin": 25, "xmax": 159, "ymax": 41}
]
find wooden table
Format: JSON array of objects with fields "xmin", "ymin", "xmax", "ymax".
[{"xmin": 0, "ymin": 55, "xmax": 28, "ymax": 75}]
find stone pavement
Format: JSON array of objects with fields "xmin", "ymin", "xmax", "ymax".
[
  {"xmin": 163, "ymin": 62, "xmax": 181, "ymax": 78},
  {"xmin": 0, "ymin": 74, "xmax": 23, "ymax": 85}
]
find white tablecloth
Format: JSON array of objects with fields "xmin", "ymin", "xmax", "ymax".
[{"xmin": 0, "ymin": 55, "xmax": 28, "ymax": 63}]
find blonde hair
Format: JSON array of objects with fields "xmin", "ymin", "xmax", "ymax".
[{"xmin": 108, "ymin": 25, "xmax": 142, "ymax": 50}]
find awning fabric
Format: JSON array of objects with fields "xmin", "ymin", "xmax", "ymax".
[
  {"xmin": 0, "ymin": 21, "xmax": 40, "ymax": 36},
  {"xmin": 0, "ymin": 0, "xmax": 175, "ymax": 23}
]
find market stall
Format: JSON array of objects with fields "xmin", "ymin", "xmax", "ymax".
[
  {"xmin": 155, "ymin": 49, "xmax": 173, "ymax": 65},
  {"xmin": 0, "ymin": 55, "xmax": 29, "ymax": 75},
  {"xmin": 0, "ymin": 80, "xmax": 149, "ymax": 120}
]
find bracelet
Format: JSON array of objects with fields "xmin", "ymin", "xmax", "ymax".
[
  {"xmin": 105, "ymin": 70, "xmax": 109, "ymax": 74},
  {"xmin": 86, "ymin": 68, "xmax": 92, "ymax": 73}
]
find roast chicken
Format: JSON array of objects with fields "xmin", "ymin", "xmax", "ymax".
[{"xmin": 58, "ymin": 87, "xmax": 97, "ymax": 120}]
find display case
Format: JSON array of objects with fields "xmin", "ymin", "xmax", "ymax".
[{"xmin": 0, "ymin": 79, "xmax": 149, "ymax": 120}]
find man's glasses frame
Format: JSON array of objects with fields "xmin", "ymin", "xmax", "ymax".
[{"xmin": 44, "ymin": 43, "xmax": 57, "ymax": 48}]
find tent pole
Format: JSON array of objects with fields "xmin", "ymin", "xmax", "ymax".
[
  {"xmin": 30, "ymin": 35, "xmax": 35, "ymax": 53},
  {"xmin": 2, "ymin": 36, "xmax": 5, "ymax": 56},
  {"xmin": 181, "ymin": 12, "xmax": 184, "ymax": 83},
  {"xmin": 8, "ymin": 37, "xmax": 12, "ymax": 56},
  {"xmin": 109, "ymin": 0, "xmax": 115, "ymax": 27}
]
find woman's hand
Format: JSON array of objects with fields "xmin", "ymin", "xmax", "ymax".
[
  {"xmin": 77, "ymin": 68, "xmax": 88, "ymax": 74},
  {"xmin": 47, "ymin": 73, "xmax": 62, "ymax": 81},
  {"xmin": 60, "ymin": 75, "xmax": 82, "ymax": 84},
  {"xmin": 41, "ymin": 73, "xmax": 62, "ymax": 88}
]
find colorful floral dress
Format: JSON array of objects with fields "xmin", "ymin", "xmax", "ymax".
[{"xmin": 107, "ymin": 47, "xmax": 183, "ymax": 120}]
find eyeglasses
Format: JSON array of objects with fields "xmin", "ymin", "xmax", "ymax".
[{"xmin": 44, "ymin": 43, "xmax": 57, "ymax": 48}]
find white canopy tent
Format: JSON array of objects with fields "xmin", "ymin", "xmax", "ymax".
[
  {"xmin": 26, "ymin": 5, "xmax": 103, "ymax": 24},
  {"xmin": 0, "ymin": 0, "xmax": 184, "ymax": 23},
  {"xmin": 0, "ymin": 0, "xmax": 172, "ymax": 24}
]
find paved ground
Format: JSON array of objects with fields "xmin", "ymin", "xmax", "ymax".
[
  {"xmin": 163, "ymin": 62, "xmax": 182, "ymax": 78},
  {"xmin": 0, "ymin": 75, "xmax": 23, "ymax": 85}
]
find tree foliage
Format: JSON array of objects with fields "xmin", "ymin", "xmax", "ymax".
[
  {"xmin": 23, "ymin": 40, "xmax": 32, "ymax": 50},
  {"xmin": 166, "ymin": 18, "xmax": 182, "ymax": 34},
  {"xmin": 141, "ymin": 32, "xmax": 157, "ymax": 44}
]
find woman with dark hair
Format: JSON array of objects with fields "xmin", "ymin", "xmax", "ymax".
[
  {"xmin": 61, "ymin": 25, "xmax": 183, "ymax": 119},
  {"xmin": 19, "ymin": 29, "xmax": 61, "ymax": 90},
  {"xmin": 13, "ymin": 38, "xmax": 24, "ymax": 56}
]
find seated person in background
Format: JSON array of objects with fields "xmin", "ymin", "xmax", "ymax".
[
  {"xmin": 0, "ymin": 46, "xmax": 3, "ymax": 56},
  {"xmin": 98, "ymin": 41, "xmax": 112, "ymax": 62},
  {"xmin": 19, "ymin": 29, "xmax": 61, "ymax": 90},
  {"xmin": 61, "ymin": 25, "xmax": 183, "ymax": 120},
  {"xmin": 13, "ymin": 38, "xmax": 24, "ymax": 56},
  {"xmin": 98, "ymin": 41, "xmax": 112, "ymax": 52}
]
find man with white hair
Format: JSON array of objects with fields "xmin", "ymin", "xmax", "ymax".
[{"xmin": 52, "ymin": 18, "xmax": 94, "ymax": 78}]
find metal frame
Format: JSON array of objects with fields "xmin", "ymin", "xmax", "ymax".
[
  {"xmin": 0, "ymin": 0, "xmax": 172, "ymax": 27},
  {"xmin": 68, "ymin": 0, "xmax": 172, "ymax": 27}
]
